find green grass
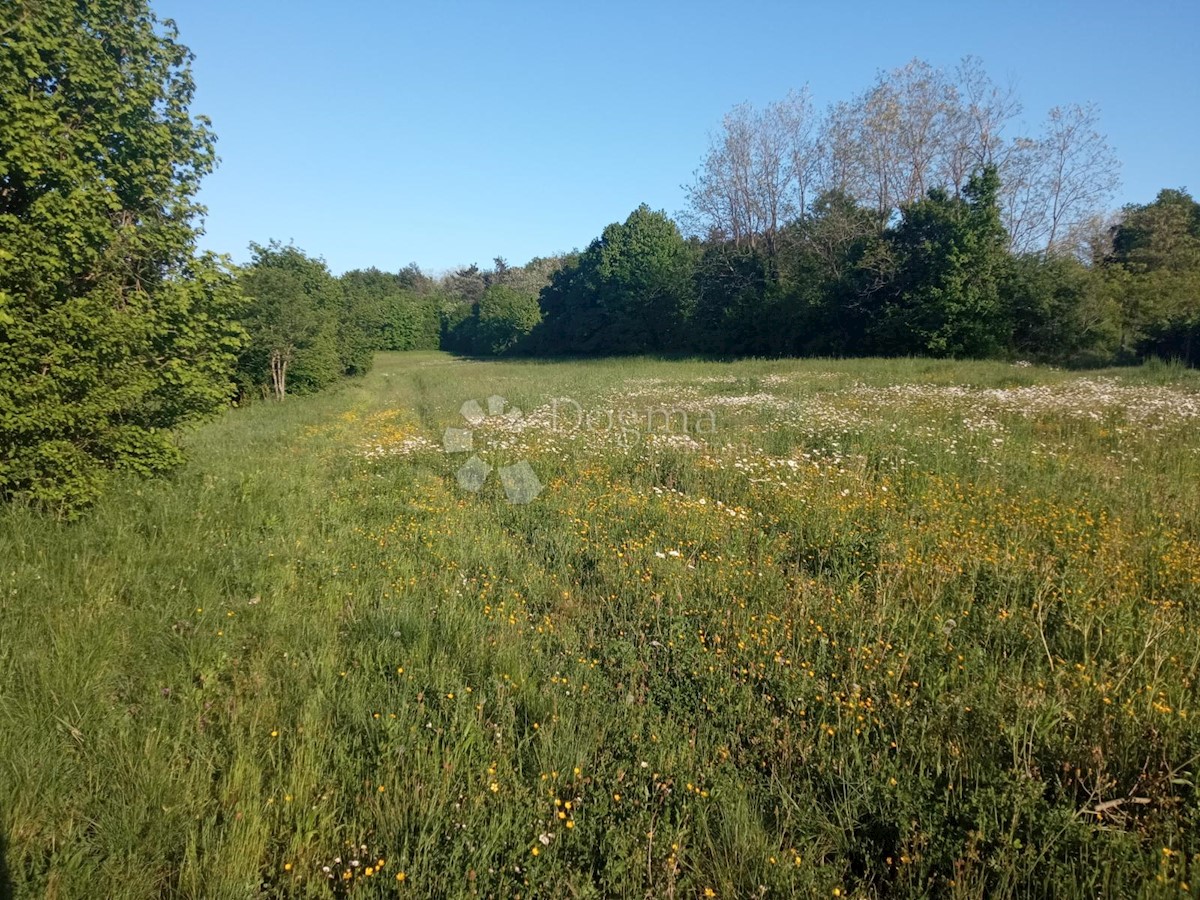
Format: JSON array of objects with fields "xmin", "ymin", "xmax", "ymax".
[{"xmin": 2, "ymin": 351, "xmax": 1199, "ymax": 899}]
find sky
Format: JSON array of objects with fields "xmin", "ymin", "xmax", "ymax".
[{"xmin": 153, "ymin": 0, "xmax": 1200, "ymax": 276}]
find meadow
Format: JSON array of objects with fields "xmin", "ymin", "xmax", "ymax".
[{"xmin": 2, "ymin": 351, "xmax": 1199, "ymax": 899}]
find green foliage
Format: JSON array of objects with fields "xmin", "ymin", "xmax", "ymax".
[
  {"xmin": 1106, "ymin": 188, "xmax": 1200, "ymax": 363},
  {"xmin": 380, "ymin": 291, "xmax": 440, "ymax": 351},
  {"xmin": 872, "ymin": 167, "xmax": 1009, "ymax": 357},
  {"xmin": 476, "ymin": 285, "xmax": 541, "ymax": 355},
  {"xmin": 692, "ymin": 244, "xmax": 779, "ymax": 355},
  {"xmin": 236, "ymin": 242, "xmax": 343, "ymax": 399},
  {"xmin": 536, "ymin": 205, "xmax": 695, "ymax": 354},
  {"xmin": 340, "ymin": 267, "xmax": 439, "ymax": 353},
  {"xmin": 0, "ymin": 0, "xmax": 242, "ymax": 511},
  {"xmin": 1003, "ymin": 254, "xmax": 1119, "ymax": 364}
]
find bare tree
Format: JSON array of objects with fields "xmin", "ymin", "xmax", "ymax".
[
  {"xmin": 997, "ymin": 136, "xmax": 1044, "ymax": 254},
  {"xmin": 999, "ymin": 104, "xmax": 1120, "ymax": 255},
  {"xmin": 1041, "ymin": 103, "xmax": 1120, "ymax": 253},
  {"xmin": 818, "ymin": 59, "xmax": 964, "ymax": 218},
  {"xmin": 683, "ymin": 88, "xmax": 819, "ymax": 253},
  {"xmin": 689, "ymin": 57, "xmax": 1119, "ymax": 258},
  {"xmin": 941, "ymin": 55, "xmax": 1021, "ymax": 195}
]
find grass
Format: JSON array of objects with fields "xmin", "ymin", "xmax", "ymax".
[{"xmin": 2, "ymin": 350, "xmax": 1199, "ymax": 898}]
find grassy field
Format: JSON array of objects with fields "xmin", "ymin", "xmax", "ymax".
[{"xmin": 2, "ymin": 351, "xmax": 1200, "ymax": 899}]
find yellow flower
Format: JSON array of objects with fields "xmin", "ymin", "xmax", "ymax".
[
  {"xmin": 531, "ymin": 847, "xmax": 540, "ymax": 856},
  {"xmin": 704, "ymin": 889, "xmax": 716, "ymax": 898},
  {"xmin": 566, "ymin": 820, "xmax": 575, "ymax": 829},
  {"xmin": 396, "ymin": 870, "xmax": 407, "ymax": 882},
  {"xmin": 489, "ymin": 782, "xmax": 499, "ymax": 793},
  {"xmin": 283, "ymin": 863, "xmax": 292, "ymax": 872}
]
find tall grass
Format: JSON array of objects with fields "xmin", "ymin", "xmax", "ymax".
[{"xmin": 1, "ymin": 351, "xmax": 1198, "ymax": 898}]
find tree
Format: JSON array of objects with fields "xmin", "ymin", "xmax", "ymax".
[
  {"xmin": 820, "ymin": 60, "xmax": 964, "ymax": 219},
  {"xmin": 236, "ymin": 243, "xmax": 341, "ymax": 399},
  {"xmin": 777, "ymin": 190, "xmax": 888, "ymax": 355},
  {"xmin": 692, "ymin": 243, "xmax": 776, "ymax": 356},
  {"xmin": 441, "ymin": 264, "xmax": 487, "ymax": 306},
  {"xmin": 476, "ymin": 285, "xmax": 541, "ymax": 355},
  {"xmin": 0, "ymin": 0, "xmax": 242, "ymax": 510},
  {"xmin": 1003, "ymin": 254, "xmax": 1118, "ymax": 363},
  {"xmin": 873, "ymin": 166, "xmax": 1009, "ymax": 357},
  {"xmin": 1106, "ymin": 188, "xmax": 1200, "ymax": 362},
  {"xmin": 1002, "ymin": 104, "xmax": 1120, "ymax": 255},
  {"xmin": 684, "ymin": 89, "xmax": 819, "ymax": 254},
  {"xmin": 339, "ymin": 267, "xmax": 439, "ymax": 353},
  {"xmin": 536, "ymin": 205, "xmax": 695, "ymax": 355},
  {"xmin": 240, "ymin": 269, "xmax": 321, "ymax": 400}
]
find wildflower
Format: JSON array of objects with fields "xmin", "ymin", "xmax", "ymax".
[{"xmin": 396, "ymin": 870, "xmax": 407, "ymax": 882}]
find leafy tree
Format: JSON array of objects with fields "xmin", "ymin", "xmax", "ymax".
[
  {"xmin": 339, "ymin": 267, "xmax": 439, "ymax": 353},
  {"xmin": 379, "ymin": 293, "xmax": 439, "ymax": 351},
  {"xmin": 692, "ymin": 244, "xmax": 777, "ymax": 356},
  {"xmin": 872, "ymin": 167, "xmax": 1009, "ymax": 357},
  {"xmin": 1105, "ymin": 188, "xmax": 1200, "ymax": 362},
  {"xmin": 440, "ymin": 299, "xmax": 477, "ymax": 354},
  {"xmin": 441, "ymin": 264, "xmax": 487, "ymax": 306},
  {"xmin": 536, "ymin": 205, "xmax": 695, "ymax": 354},
  {"xmin": 777, "ymin": 190, "xmax": 888, "ymax": 355},
  {"xmin": 476, "ymin": 285, "xmax": 541, "ymax": 355},
  {"xmin": 1003, "ymin": 254, "xmax": 1118, "ymax": 363},
  {"xmin": 238, "ymin": 268, "xmax": 323, "ymax": 400},
  {"xmin": 236, "ymin": 243, "xmax": 341, "ymax": 398},
  {"xmin": 396, "ymin": 261, "xmax": 434, "ymax": 294},
  {"xmin": 0, "ymin": 0, "xmax": 242, "ymax": 510}
]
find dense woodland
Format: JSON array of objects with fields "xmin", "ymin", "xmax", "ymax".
[{"xmin": 2, "ymin": 1, "xmax": 1199, "ymax": 509}]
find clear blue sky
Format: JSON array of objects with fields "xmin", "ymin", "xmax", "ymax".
[{"xmin": 154, "ymin": 0, "xmax": 1199, "ymax": 276}]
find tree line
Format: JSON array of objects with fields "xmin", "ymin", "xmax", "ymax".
[
  {"xmin": 2, "ymin": 2, "xmax": 1197, "ymax": 512},
  {"xmin": 439, "ymin": 59, "xmax": 1196, "ymax": 366}
]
